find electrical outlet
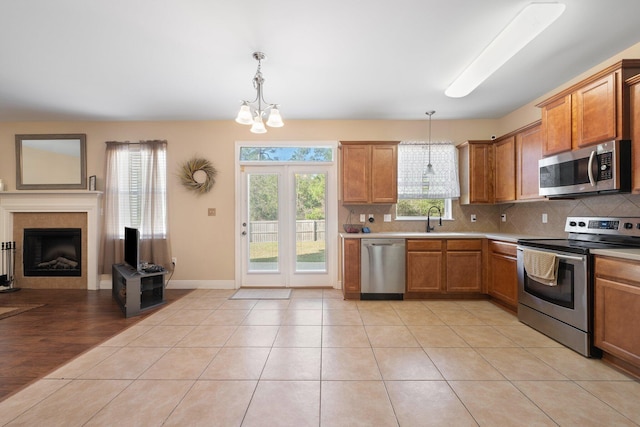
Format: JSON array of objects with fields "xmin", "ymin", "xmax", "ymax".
[
  {"xmin": 368, "ymin": 214, "xmax": 374, "ymax": 223},
  {"xmin": 171, "ymin": 257, "xmax": 177, "ymax": 266},
  {"xmin": 360, "ymin": 214, "xmax": 366, "ymax": 223},
  {"xmin": 542, "ymin": 213, "xmax": 548, "ymax": 223},
  {"xmin": 501, "ymin": 213, "xmax": 507, "ymax": 222},
  {"xmin": 471, "ymin": 214, "xmax": 477, "ymax": 223},
  {"xmin": 384, "ymin": 214, "xmax": 391, "ymax": 222},
  {"xmin": 208, "ymin": 208, "xmax": 216, "ymax": 216}
]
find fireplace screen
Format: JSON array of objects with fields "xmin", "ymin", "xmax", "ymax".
[{"xmin": 23, "ymin": 228, "xmax": 82, "ymax": 277}]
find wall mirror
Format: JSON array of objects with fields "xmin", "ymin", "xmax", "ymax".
[{"xmin": 15, "ymin": 134, "xmax": 87, "ymax": 190}]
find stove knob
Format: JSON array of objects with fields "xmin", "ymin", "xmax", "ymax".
[
  {"xmin": 578, "ymin": 221, "xmax": 586, "ymax": 227},
  {"xmin": 636, "ymin": 223, "xmax": 640, "ymax": 230},
  {"xmin": 624, "ymin": 222, "xmax": 633, "ymax": 229},
  {"xmin": 569, "ymin": 221, "xmax": 577, "ymax": 227}
]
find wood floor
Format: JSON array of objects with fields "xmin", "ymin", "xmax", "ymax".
[{"xmin": 0, "ymin": 287, "xmax": 192, "ymax": 401}]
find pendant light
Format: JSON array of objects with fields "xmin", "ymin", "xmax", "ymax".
[{"xmin": 425, "ymin": 110, "xmax": 435, "ymax": 174}]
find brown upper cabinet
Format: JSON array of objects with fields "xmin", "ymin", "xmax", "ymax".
[
  {"xmin": 494, "ymin": 122, "xmax": 544, "ymax": 203},
  {"xmin": 537, "ymin": 60, "xmax": 640, "ymax": 155},
  {"xmin": 540, "ymin": 94, "xmax": 572, "ymax": 155},
  {"xmin": 516, "ymin": 122, "xmax": 544, "ymax": 201},
  {"xmin": 575, "ymin": 73, "xmax": 617, "ymax": 147},
  {"xmin": 628, "ymin": 73, "xmax": 640, "ymax": 194},
  {"xmin": 460, "ymin": 122, "xmax": 543, "ymax": 205},
  {"xmin": 494, "ymin": 135, "xmax": 516, "ymax": 203},
  {"xmin": 458, "ymin": 141, "xmax": 494, "ymax": 204},
  {"xmin": 341, "ymin": 141, "xmax": 399, "ymax": 204}
]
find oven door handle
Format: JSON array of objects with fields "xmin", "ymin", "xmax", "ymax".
[
  {"xmin": 587, "ymin": 150, "xmax": 597, "ymax": 187},
  {"xmin": 516, "ymin": 247, "xmax": 585, "ymax": 262}
]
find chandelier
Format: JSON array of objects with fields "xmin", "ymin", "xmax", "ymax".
[{"xmin": 235, "ymin": 52, "xmax": 284, "ymax": 133}]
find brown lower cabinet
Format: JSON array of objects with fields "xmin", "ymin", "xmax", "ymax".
[
  {"xmin": 343, "ymin": 237, "xmax": 487, "ymax": 300},
  {"xmin": 594, "ymin": 256, "xmax": 640, "ymax": 376},
  {"xmin": 487, "ymin": 240, "xmax": 518, "ymax": 310},
  {"xmin": 405, "ymin": 239, "xmax": 483, "ymax": 298},
  {"xmin": 446, "ymin": 240, "xmax": 483, "ymax": 292},
  {"xmin": 342, "ymin": 238, "xmax": 361, "ymax": 299},
  {"xmin": 406, "ymin": 240, "xmax": 443, "ymax": 293}
]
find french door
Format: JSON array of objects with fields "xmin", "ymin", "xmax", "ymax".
[{"xmin": 237, "ymin": 161, "xmax": 336, "ymax": 288}]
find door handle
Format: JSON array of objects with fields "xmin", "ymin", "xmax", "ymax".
[
  {"xmin": 587, "ymin": 150, "xmax": 596, "ymax": 187},
  {"xmin": 517, "ymin": 247, "xmax": 585, "ymax": 262}
]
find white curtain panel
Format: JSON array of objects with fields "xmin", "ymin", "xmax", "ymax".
[{"xmin": 99, "ymin": 140, "xmax": 171, "ymax": 273}]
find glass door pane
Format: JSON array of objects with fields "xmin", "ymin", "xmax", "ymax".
[
  {"xmin": 238, "ymin": 159, "xmax": 336, "ymax": 289},
  {"xmin": 294, "ymin": 173, "xmax": 327, "ymax": 272},
  {"xmin": 248, "ymin": 173, "xmax": 279, "ymax": 273}
]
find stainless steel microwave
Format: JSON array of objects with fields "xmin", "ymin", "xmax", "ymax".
[{"xmin": 538, "ymin": 140, "xmax": 631, "ymax": 197}]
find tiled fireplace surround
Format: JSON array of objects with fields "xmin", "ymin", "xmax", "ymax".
[{"xmin": 0, "ymin": 191, "xmax": 102, "ymax": 290}]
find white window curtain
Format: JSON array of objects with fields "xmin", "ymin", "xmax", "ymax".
[
  {"xmin": 100, "ymin": 140, "xmax": 171, "ymax": 273},
  {"xmin": 398, "ymin": 141, "xmax": 460, "ymax": 199}
]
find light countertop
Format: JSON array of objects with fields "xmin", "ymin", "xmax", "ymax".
[
  {"xmin": 339, "ymin": 232, "xmax": 640, "ymax": 262},
  {"xmin": 591, "ymin": 248, "xmax": 640, "ymax": 262},
  {"xmin": 339, "ymin": 232, "xmax": 538, "ymax": 243}
]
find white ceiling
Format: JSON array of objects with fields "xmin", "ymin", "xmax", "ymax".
[{"xmin": 2, "ymin": 0, "xmax": 640, "ymax": 122}]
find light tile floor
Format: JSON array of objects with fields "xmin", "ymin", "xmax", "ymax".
[{"xmin": 1, "ymin": 288, "xmax": 639, "ymax": 426}]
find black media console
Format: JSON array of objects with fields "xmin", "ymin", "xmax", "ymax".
[{"xmin": 112, "ymin": 263, "xmax": 166, "ymax": 317}]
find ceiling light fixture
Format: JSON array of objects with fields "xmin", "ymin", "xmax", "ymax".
[
  {"xmin": 425, "ymin": 110, "xmax": 435, "ymax": 175},
  {"xmin": 235, "ymin": 52, "xmax": 284, "ymax": 133},
  {"xmin": 445, "ymin": 2, "xmax": 565, "ymax": 98}
]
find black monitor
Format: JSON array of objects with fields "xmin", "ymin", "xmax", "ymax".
[{"xmin": 123, "ymin": 227, "xmax": 140, "ymax": 271}]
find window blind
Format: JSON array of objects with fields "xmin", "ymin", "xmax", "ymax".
[{"xmin": 398, "ymin": 141, "xmax": 460, "ymax": 199}]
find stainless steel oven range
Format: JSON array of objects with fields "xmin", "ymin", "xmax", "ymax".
[{"xmin": 517, "ymin": 216, "xmax": 640, "ymax": 357}]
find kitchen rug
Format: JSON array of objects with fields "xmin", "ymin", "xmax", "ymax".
[
  {"xmin": 0, "ymin": 304, "xmax": 45, "ymax": 320},
  {"xmin": 229, "ymin": 289, "xmax": 292, "ymax": 300}
]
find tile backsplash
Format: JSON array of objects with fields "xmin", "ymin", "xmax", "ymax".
[
  {"xmin": 498, "ymin": 193, "xmax": 640, "ymax": 237},
  {"xmin": 340, "ymin": 193, "xmax": 640, "ymax": 237},
  {"xmin": 339, "ymin": 202, "xmax": 500, "ymax": 234}
]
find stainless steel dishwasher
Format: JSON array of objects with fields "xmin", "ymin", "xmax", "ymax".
[{"xmin": 361, "ymin": 238, "xmax": 405, "ymax": 300}]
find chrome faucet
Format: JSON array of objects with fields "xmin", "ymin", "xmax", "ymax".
[{"xmin": 426, "ymin": 206, "xmax": 442, "ymax": 232}]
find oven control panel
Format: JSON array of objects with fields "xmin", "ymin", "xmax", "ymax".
[{"xmin": 565, "ymin": 216, "xmax": 640, "ymax": 237}]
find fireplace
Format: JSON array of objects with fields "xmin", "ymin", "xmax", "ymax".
[
  {"xmin": 0, "ymin": 191, "xmax": 102, "ymax": 290},
  {"xmin": 23, "ymin": 228, "xmax": 82, "ymax": 277}
]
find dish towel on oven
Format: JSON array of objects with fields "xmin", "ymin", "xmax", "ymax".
[{"xmin": 523, "ymin": 249, "xmax": 559, "ymax": 286}]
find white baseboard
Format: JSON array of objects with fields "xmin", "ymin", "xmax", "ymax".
[
  {"xmin": 99, "ymin": 277, "xmax": 340, "ymax": 290},
  {"xmin": 166, "ymin": 280, "xmax": 236, "ymax": 289},
  {"xmin": 99, "ymin": 276, "xmax": 236, "ymax": 290}
]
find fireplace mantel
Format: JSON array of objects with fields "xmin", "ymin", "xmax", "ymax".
[{"xmin": 0, "ymin": 191, "xmax": 102, "ymax": 290}]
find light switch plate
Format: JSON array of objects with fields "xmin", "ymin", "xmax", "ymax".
[
  {"xmin": 384, "ymin": 214, "xmax": 391, "ymax": 222},
  {"xmin": 359, "ymin": 214, "xmax": 366, "ymax": 223},
  {"xmin": 542, "ymin": 213, "xmax": 548, "ymax": 223}
]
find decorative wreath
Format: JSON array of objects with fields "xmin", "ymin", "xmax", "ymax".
[{"xmin": 179, "ymin": 157, "xmax": 217, "ymax": 194}]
